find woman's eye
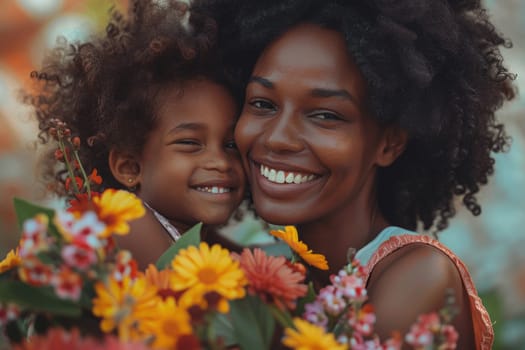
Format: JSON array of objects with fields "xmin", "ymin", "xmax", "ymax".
[
  {"xmin": 311, "ymin": 112, "xmax": 343, "ymax": 121},
  {"xmin": 249, "ymin": 99, "xmax": 275, "ymax": 110}
]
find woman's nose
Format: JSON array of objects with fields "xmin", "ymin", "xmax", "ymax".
[{"xmin": 262, "ymin": 110, "xmax": 304, "ymax": 153}]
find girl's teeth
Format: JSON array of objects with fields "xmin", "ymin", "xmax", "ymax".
[
  {"xmin": 196, "ymin": 186, "xmax": 231, "ymax": 194},
  {"xmin": 259, "ymin": 164, "xmax": 316, "ymax": 184}
]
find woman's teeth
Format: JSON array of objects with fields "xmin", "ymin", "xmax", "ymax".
[
  {"xmin": 260, "ymin": 164, "xmax": 316, "ymax": 184},
  {"xmin": 195, "ymin": 186, "xmax": 231, "ymax": 194}
]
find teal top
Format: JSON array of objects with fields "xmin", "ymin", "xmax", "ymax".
[{"xmin": 355, "ymin": 226, "xmax": 417, "ymax": 265}]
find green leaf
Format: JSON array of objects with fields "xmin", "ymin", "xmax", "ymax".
[
  {"xmin": 13, "ymin": 198, "xmax": 60, "ymax": 240},
  {"xmin": 295, "ymin": 282, "xmax": 316, "ymax": 316},
  {"xmin": 210, "ymin": 313, "xmax": 237, "ymax": 347},
  {"xmin": 258, "ymin": 241, "xmax": 293, "ymax": 258},
  {"xmin": 155, "ymin": 222, "xmax": 202, "ymax": 269},
  {"xmin": 229, "ymin": 294, "xmax": 276, "ymax": 350},
  {"xmin": 0, "ymin": 281, "xmax": 82, "ymax": 317}
]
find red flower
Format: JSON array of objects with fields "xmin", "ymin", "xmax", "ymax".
[
  {"xmin": 65, "ymin": 177, "xmax": 83, "ymax": 191},
  {"xmin": 68, "ymin": 192, "xmax": 100, "ymax": 213},
  {"xmin": 54, "ymin": 149, "xmax": 64, "ymax": 161},
  {"xmin": 234, "ymin": 248, "xmax": 308, "ymax": 310},
  {"xmin": 89, "ymin": 169, "xmax": 103, "ymax": 185},
  {"xmin": 13, "ymin": 328, "xmax": 150, "ymax": 350}
]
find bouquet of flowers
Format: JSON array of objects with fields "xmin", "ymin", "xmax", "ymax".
[{"xmin": 0, "ymin": 122, "xmax": 459, "ymax": 350}]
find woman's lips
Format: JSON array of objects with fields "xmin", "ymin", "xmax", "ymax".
[{"xmin": 251, "ymin": 161, "xmax": 322, "ymax": 199}]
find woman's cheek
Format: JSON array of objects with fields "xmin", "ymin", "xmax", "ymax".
[{"xmin": 234, "ymin": 115, "xmax": 258, "ymax": 154}]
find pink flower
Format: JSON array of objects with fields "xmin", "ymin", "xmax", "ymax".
[
  {"xmin": 405, "ymin": 313, "xmax": 441, "ymax": 347},
  {"xmin": 303, "ymin": 301, "xmax": 329, "ymax": 328},
  {"xmin": 381, "ymin": 332, "xmax": 402, "ymax": 350},
  {"xmin": 440, "ymin": 325, "xmax": 459, "ymax": 349},
  {"xmin": 0, "ymin": 304, "xmax": 19, "ymax": 327},
  {"xmin": 111, "ymin": 251, "xmax": 139, "ymax": 283},
  {"xmin": 19, "ymin": 215, "xmax": 50, "ymax": 258},
  {"xmin": 18, "ymin": 258, "xmax": 53, "ymax": 286},
  {"xmin": 51, "ymin": 266, "xmax": 83, "ymax": 301},
  {"xmin": 348, "ymin": 304, "xmax": 376, "ymax": 336},
  {"xmin": 350, "ymin": 332, "xmax": 383, "ymax": 350},
  {"xmin": 318, "ymin": 285, "xmax": 346, "ymax": 315},
  {"xmin": 331, "ymin": 270, "xmax": 367, "ymax": 302},
  {"xmin": 234, "ymin": 248, "xmax": 307, "ymax": 310},
  {"xmin": 55, "ymin": 211, "xmax": 106, "ymax": 248},
  {"xmin": 61, "ymin": 243, "xmax": 98, "ymax": 270}
]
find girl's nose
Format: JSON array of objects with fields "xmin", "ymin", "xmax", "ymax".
[{"xmin": 203, "ymin": 147, "xmax": 232, "ymax": 172}]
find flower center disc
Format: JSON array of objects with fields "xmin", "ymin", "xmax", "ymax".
[{"xmin": 198, "ymin": 267, "xmax": 218, "ymax": 284}]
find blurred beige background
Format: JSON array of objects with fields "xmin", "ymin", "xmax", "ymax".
[{"xmin": 0, "ymin": 0, "xmax": 523, "ymax": 348}]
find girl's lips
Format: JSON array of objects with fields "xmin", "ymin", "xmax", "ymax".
[{"xmin": 190, "ymin": 180, "xmax": 239, "ymax": 200}]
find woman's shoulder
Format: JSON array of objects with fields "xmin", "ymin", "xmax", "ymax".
[
  {"xmin": 365, "ymin": 233, "xmax": 492, "ymax": 349},
  {"xmin": 366, "ymin": 239, "xmax": 465, "ymax": 316}
]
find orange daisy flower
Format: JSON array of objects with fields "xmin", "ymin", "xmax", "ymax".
[
  {"xmin": 170, "ymin": 242, "xmax": 246, "ymax": 313},
  {"xmin": 92, "ymin": 276, "xmax": 159, "ymax": 342},
  {"xmin": 143, "ymin": 264, "xmax": 181, "ymax": 301},
  {"xmin": 234, "ymin": 248, "xmax": 308, "ymax": 310},
  {"xmin": 0, "ymin": 248, "xmax": 21, "ymax": 274},
  {"xmin": 92, "ymin": 189, "xmax": 145, "ymax": 237},
  {"xmin": 270, "ymin": 226, "xmax": 329, "ymax": 270},
  {"xmin": 283, "ymin": 318, "xmax": 346, "ymax": 350}
]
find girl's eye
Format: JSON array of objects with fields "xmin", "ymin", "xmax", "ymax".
[
  {"xmin": 176, "ymin": 139, "xmax": 200, "ymax": 146},
  {"xmin": 225, "ymin": 140, "xmax": 238, "ymax": 150},
  {"xmin": 172, "ymin": 139, "xmax": 202, "ymax": 152}
]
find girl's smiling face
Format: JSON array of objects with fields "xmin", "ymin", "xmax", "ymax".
[
  {"xmin": 235, "ymin": 24, "xmax": 395, "ymax": 226},
  {"xmin": 137, "ymin": 79, "xmax": 245, "ymax": 232}
]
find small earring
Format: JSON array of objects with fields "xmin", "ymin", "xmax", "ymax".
[{"xmin": 127, "ymin": 178, "xmax": 137, "ymax": 192}]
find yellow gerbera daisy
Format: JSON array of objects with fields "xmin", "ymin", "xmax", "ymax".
[
  {"xmin": 0, "ymin": 248, "xmax": 21, "ymax": 274},
  {"xmin": 92, "ymin": 275, "xmax": 159, "ymax": 341},
  {"xmin": 170, "ymin": 242, "xmax": 246, "ymax": 313},
  {"xmin": 142, "ymin": 297, "xmax": 193, "ymax": 349},
  {"xmin": 270, "ymin": 226, "xmax": 329, "ymax": 270},
  {"xmin": 93, "ymin": 189, "xmax": 145, "ymax": 237},
  {"xmin": 282, "ymin": 318, "xmax": 347, "ymax": 350},
  {"xmin": 143, "ymin": 264, "xmax": 174, "ymax": 290}
]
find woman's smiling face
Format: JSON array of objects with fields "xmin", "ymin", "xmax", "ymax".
[{"xmin": 235, "ymin": 23, "xmax": 390, "ymax": 225}]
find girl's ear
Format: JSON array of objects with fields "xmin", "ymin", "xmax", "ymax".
[
  {"xmin": 376, "ymin": 126, "xmax": 408, "ymax": 167},
  {"xmin": 108, "ymin": 149, "xmax": 142, "ymax": 189}
]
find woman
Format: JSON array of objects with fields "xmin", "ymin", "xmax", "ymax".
[{"xmin": 204, "ymin": 0, "xmax": 516, "ymax": 348}]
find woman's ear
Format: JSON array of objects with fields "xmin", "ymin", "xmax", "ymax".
[
  {"xmin": 108, "ymin": 149, "xmax": 142, "ymax": 189},
  {"xmin": 376, "ymin": 126, "xmax": 408, "ymax": 167}
]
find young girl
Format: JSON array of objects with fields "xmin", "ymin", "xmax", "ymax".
[
  {"xmin": 25, "ymin": 0, "xmax": 246, "ymax": 268},
  {"xmin": 209, "ymin": 0, "xmax": 515, "ymax": 348}
]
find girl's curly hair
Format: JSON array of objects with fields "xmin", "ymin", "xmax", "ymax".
[
  {"xmin": 201, "ymin": 0, "xmax": 516, "ymax": 232},
  {"xmin": 25, "ymin": 0, "xmax": 238, "ymax": 194}
]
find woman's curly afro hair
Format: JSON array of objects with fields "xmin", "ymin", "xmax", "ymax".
[
  {"xmin": 25, "ymin": 0, "xmax": 237, "ymax": 193},
  {"xmin": 200, "ymin": 0, "xmax": 516, "ymax": 232}
]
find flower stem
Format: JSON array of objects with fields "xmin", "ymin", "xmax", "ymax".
[
  {"xmin": 269, "ymin": 305, "xmax": 294, "ymax": 329},
  {"xmin": 72, "ymin": 147, "xmax": 91, "ymax": 198},
  {"xmin": 58, "ymin": 139, "xmax": 80, "ymax": 193}
]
